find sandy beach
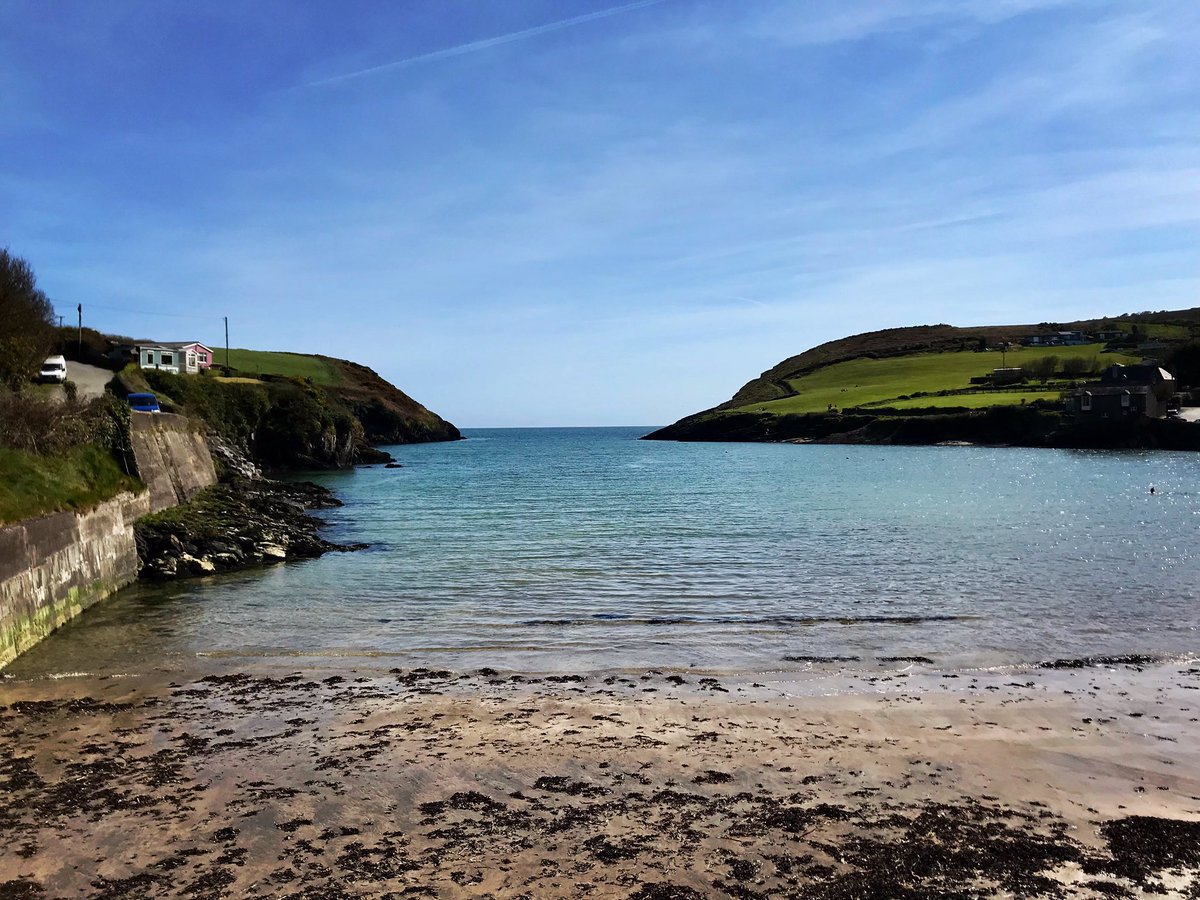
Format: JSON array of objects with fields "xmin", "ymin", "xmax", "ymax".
[{"xmin": 2, "ymin": 659, "xmax": 1199, "ymax": 899}]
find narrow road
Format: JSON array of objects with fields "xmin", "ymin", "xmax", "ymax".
[{"xmin": 55, "ymin": 362, "xmax": 114, "ymax": 400}]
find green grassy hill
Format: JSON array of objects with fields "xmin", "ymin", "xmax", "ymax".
[
  {"xmin": 219, "ymin": 348, "xmax": 341, "ymax": 385},
  {"xmin": 648, "ymin": 309, "xmax": 1200, "ymax": 443},
  {"xmin": 215, "ymin": 348, "xmax": 455, "ymax": 446},
  {"xmin": 115, "ymin": 344, "xmax": 460, "ymax": 469},
  {"xmin": 732, "ymin": 344, "xmax": 1138, "ymax": 416},
  {"xmin": 211, "ymin": 348, "xmax": 458, "ymax": 453}
]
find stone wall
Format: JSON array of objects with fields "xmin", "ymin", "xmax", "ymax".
[
  {"xmin": 0, "ymin": 491, "xmax": 150, "ymax": 669},
  {"xmin": 129, "ymin": 412, "xmax": 217, "ymax": 513},
  {"xmin": 0, "ymin": 413, "xmax": 218, "ymax": 669}
]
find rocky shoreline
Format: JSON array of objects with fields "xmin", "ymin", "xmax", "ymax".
[
  {"xmin": 644, "ymin": 406, "xmax": 1200, "ymax": 450},
  {"xmin": 135, "ymin": 477, "xmax": 364, "ymax": 580}
]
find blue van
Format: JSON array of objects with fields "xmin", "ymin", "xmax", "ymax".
[{"xmin": 127, "ymin": 393, "xmax": 161, "ymax": 413}]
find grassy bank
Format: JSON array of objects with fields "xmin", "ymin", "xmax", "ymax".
[
  {"xmin": 219, "ymin": 348, "xmax": 341, "ymax": 385},
  {"xmin": 0, "ymin": 445, "xmax": 141, "ymax": 525},
  {"xmin": 731, "ymin": 344, "xmax": 1136, "ymax": 416}
]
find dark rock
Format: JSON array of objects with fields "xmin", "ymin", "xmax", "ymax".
[
  {"xmin": 135, "ymin": 477, "xmax": 359, "ymax": 582},
  {"xmin": 1040, "ymin": 655, "xmax": 1158, "ymax": 670},
  {"xmin": 354, "ymin": 444, "xmax": 396, "ymax": 465}
]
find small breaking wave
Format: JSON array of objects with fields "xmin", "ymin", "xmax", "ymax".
[{"xmin": 519, "ymin": 613, "xmax": 973, "ymax": 628}]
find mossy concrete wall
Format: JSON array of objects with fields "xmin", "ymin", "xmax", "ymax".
[
  {"xmin": 0, "ymin": 491, "xmax": 150, "ymax": 669},
  {"xmin": 0, "ymin": 413, "xmax": 217, "ymax": 669},
  {"xmin": 129, "ymin": 412, "xmax": 217, "ymax": 513}
]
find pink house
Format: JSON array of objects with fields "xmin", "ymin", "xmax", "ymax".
[
  {"xmin": 175, "ymin": 342, "xmax": 215, "ymax": 370},
  {"xmin": 136, "ymin": 341, "xmax": 216, "ymax": 375}
]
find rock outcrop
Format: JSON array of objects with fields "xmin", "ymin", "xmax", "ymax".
[{"xmin": 135, "ymin": 478, "xmax": 363, "ymax": 580}]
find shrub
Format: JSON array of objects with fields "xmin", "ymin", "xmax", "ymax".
[
  {"xmin": 1022, "ymin": 355, "xmax": 1059, "ymax": 383},
  {"xmin": 1061, "ymin": 356, "xmax": 1097, "ymax": 378},
  {"xmin": 0, "ymin": 389, "xmax": 120, "ymax": 456},
  {"xmin": 139, "ymin": 370, "xmax": 363, "ymax": 468}
]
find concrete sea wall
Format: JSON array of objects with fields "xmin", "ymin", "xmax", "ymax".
[
  {"xmin": 0, "ymin": 412, "xmax": 218, "ymax": 669},
  {"xmin": 129, "ymin": 411, "xmax": 217, "ymax": 513},
  {"xmin": 0, "ymin": 491, "xmax": 150, "ymax": 669}
]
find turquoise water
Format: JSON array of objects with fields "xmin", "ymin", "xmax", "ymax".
[{"xmin": 9, "ymin": 427, "xmax": 1200, "ymax": 675}]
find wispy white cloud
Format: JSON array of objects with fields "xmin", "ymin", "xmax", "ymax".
[
  {"xmin": 745, "ymin": 0, "xmax": 1086, "ymax": 47},
  {"xmin": 304, "ymin": 0, "xmax": 667, "ymax": 87},
  {"xmin": 4, "ymin": 0, "xmax": 1198, "ymax": 424}
]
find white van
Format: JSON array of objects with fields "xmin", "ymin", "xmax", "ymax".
[{"xmin": 38, "ymin": 355, "xmax": 67, "ymax": 384}]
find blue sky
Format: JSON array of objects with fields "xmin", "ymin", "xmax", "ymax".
[{"xmin": 2, "ymin": 0, "xmax": 1197, "ymax": 427}]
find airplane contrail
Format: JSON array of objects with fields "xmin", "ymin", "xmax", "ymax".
[{"xmin": 306, "ymin": 0, "xmax": 667, "ymax": 87}]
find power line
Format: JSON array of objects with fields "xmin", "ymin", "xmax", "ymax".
[{"xmin": 56, "ymin": 302, "xmax": 218, "ymax": 321}]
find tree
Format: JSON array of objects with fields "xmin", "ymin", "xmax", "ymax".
[
  {"xmin": 1061, "ymin": 355, "xmax": 1096, "ymax": 378},
  {"xmin": 0, "ymin": 249, "xmax": 55, "ymax": 388},
  {"xmin": 1022, "ymin": 355, "xmax": 1058, "ymax": 383}
]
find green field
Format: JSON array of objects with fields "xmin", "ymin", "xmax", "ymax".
[
  {"xmin": 0, "ymin": 445, "xmax": 142, "ymax": 525},
  {"xmin": 217, "ymin": 348, "xmax": 340, "ymax": 385},
  {"xmin": 732, "ymin": 344, "xmax": 1137, "ymax": 415},
  {"xmin": 1133, "ymin": 322, "xmax": 1193, "ymax": 340},
  {"xmin": 880, "ymin": 390, "xmax": 1061, "ymax": 410}
]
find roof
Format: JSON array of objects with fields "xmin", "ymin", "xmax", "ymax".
[
  {"xmin": 1099, "ymin": 363, "xmax": 1174, "ymax": 384},
  {"xmin": 135, "ymin": 341, "xmax": 214, "ymax": 352},
  {"xmin": 1076, "ymin": 385, "xmax": 1151, "ymax": 396}
]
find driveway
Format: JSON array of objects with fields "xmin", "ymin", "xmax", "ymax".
[{"xmin": 63, "ymin": 362, "xmax": 115, "ymax": 400}]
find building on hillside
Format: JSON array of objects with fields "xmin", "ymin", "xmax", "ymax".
[
  {"xmin": 1065, "ymin": 362, "xmax": 1177, "ymax": 420},
  {"xmin": 1093, "ymin": 329, "xmax": 1129, "ymax": 342},
  {"xmin": 990, "ymin": 367, "xmax": 1025, "ymax": 386},
  {"xmin": 1022, "ymin": 331, "xmax": 1087, "ymax": 347},
  {"xmin": 136, "ymin": 341, "xmax": 215, "ymax": 375}
]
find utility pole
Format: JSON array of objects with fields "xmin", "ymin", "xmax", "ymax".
[
  {"xmin": 56, "ymin": 315, "xmax": 64, "ymax": 328},
  {"xmin": 224, "ymin": 316, "xmax": 230, "ymax": 370},
  {"xmin": 77, "ymin": 304, "xmax": 82, "ymax": 357}
]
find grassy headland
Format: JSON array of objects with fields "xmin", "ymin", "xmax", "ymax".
[
  {"xmin": 730, "ymin": 344, "xmax": 1137, "ymax": 416},
  {"xmin": 648, "ymin": 311, "xmax": 1200, "ymax": 446},
  {"xmin": 111, "ymin": 347, "xmax": 459, "ymax": 472}
]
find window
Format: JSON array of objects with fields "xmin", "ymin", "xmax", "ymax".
[
  {"xmin": 1080, "ymin": 392, "xmax": 1092, "ymax": 411},
  {"xmin": 162, "ymin": 352, "xmax": 174, "ymax": 366},
  {"xmin": 1121, "ymin": 391, "xmax": 1131, "ymax": 408},
  {"xmin": 198, "ymin": 352, "xmax": 208, "ymax": 363}
]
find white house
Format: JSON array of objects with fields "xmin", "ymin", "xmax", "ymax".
[{"xmin": 136, "ymin": 341, "xmax": 215, "ymax": 375}]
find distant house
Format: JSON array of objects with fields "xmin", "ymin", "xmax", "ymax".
[
  {"xmin": 1023, "ymin": 331, "xmax": 1087, "ymax": 347},
  {"xmin": 1093, "ymin": 329, "xmax": 1129, "ymax": 342},
  {"xmin": 136, "ymin": 341, "xmax": 215, "ymax": 375},
  {"xmin": 990, "ymin": 367, "xmax": 1025, "ymax": 386},
  {"xmin": 1065, "ymin": 362, "xmax": 1177, "ymax": 419}
]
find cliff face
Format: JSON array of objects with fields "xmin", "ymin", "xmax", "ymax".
[{"xmin": 322, "ymin": 356, "xmax": 461, "ymax": 445}]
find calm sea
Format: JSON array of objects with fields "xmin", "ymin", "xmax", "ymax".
[{"xmin": 9, "ymin": 427, "xmax": 1199, "ymax": 676}]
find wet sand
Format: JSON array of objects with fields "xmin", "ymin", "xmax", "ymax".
[{"xmin": 2, "ymin": 660, "xmax": 1199, "ymax": 898}]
